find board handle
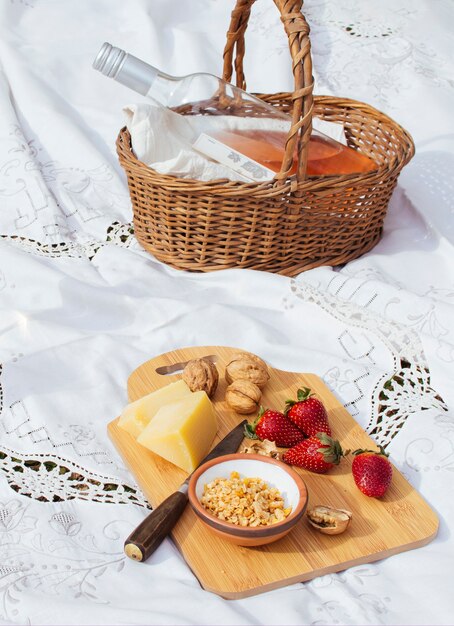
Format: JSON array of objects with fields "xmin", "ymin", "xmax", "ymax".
[{"xmin": 124, "ymin": 489, "xmax": 188, "ymax": 562}]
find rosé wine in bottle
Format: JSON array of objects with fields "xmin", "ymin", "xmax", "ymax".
[{"xmin": 94, "ymin": 43, "xmax": 376, "ymax": 182}]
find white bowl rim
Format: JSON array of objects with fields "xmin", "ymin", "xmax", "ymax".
[{"xmin": 188, "ymin": 453, "xmax": 308, "ymax": 536}]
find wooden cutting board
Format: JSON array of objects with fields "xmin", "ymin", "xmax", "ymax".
[{"xmin": 108, "ymin": 346, "xmax": 438, "ymax": 599}]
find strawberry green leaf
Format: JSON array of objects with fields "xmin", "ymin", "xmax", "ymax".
[
  {"xmin": 244, "ymin": 406, "xmax": 266, "ymax": 439},
  {"xmin": 244, "ymin": 423, "xmax": 258, "ymax": 439},
  {"xmin": 256, "ymin": 406, "xmax": 266, "ymax": 421},
  {"xmin": 317, "ymin": 433, "xmax": 344, "ymax": 465},
  {"xmin": 296, "ymin": 387, "xmax": 313, "ymax": 402},
  {"xmin": 352, "ymin": 446, "xmax": 389, "ymax": 457},
  {"xmin": 285, "ymin": 387, "xmax": 313, "ymax": 414},
  {"xmin": 378, "ymin": 445, "xmax": 390, "ymax": 458}
]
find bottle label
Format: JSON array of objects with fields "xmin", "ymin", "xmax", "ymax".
[{"xmin": 192, "ymin": 133, "xmax": 275, "ymax": 183}]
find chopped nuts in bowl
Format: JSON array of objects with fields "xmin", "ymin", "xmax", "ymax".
[{"xmin": 188, "ymin": 454, "xmax": 308, "ymax": 546}]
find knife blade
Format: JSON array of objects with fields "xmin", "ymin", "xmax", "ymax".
[{"xmin": 124, "ymin": 420, "xmax": 247, "ymax": 562}]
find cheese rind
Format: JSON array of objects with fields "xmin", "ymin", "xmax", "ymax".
[
  {"xmin": 118, "ymin": 379, "xmax": 192, "ymax": 438},
  {"xmin": 136, "ymin": 391, "xmax": 218, "ymax": 473}
]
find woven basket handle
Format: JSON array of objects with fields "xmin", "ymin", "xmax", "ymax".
[{"xmin": 222, "ymin": 0, "xmax": 314, "ymax": 182}]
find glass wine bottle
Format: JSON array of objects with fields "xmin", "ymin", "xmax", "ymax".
[{"xmin": 93, "ymin": 42, "xmax": 376, "ymax": 182}]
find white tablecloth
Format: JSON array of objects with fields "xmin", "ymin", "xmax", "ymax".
[{"xmin": 0, "ymin": 1, "xmax": 453, "ymax": 624}]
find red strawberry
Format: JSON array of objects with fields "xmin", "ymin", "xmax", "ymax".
[
  {"xmin": 283, "ymin": 433, "xmax": 344, "ymax": 474},
  {"xmin": 285, "ymin": 387, "xmax": 331, "ymax": 437},
  {"xmin": 351, "ymin": 446, "xmax": 393, "ymax": 497},
  {"xmin": 244, "ymin": 407, "xmax": 306, "ymax": 448}
]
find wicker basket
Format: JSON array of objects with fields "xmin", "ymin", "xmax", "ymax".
[{"xmin": 117, "ymin": 0, "xmax": 415, "ymax": 276}]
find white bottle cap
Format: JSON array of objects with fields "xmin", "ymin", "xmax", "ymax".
[{"xmin": 93, "ymin": 42, "xmax": 157, "ymax": 95}]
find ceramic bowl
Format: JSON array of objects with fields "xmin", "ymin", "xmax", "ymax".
[{"xmin": 188, "ymin": 453, "xmax": 308, "ymax": 546}]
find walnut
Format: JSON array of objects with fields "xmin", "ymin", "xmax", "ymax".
[
  {"xmin": 240, "ymin": 439, "xmax": 283, "ymax": 460},
  {"xmin": 225, "ymin": 352, "xmax": 269, "ymax": 389},
  {"xmin": 225, "ymin": 379, "xmax": 262, "ymax": 414},
  {"xmin": 306, "ymin": 505, "xmax": 352, "ymax": 535},
  {"xmin": 182, "ymin": 358, "xmax": 219, "ymax": 398}
]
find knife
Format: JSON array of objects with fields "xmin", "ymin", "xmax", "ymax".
[{"xmin": 124, "ymin": 419, "xmax": 247, "ymax": 562}]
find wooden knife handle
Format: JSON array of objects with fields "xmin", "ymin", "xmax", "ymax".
[{"xmin": 124, "ymin": 490, "xmax": 188, "ymax": 562}]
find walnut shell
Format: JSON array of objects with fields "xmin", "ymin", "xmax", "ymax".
[
  {"xmin": 225, "ymin": 352, "xmax": 269, "ymax": 389},
  {"xmin": 225, "ymin": 379, "xmax": 262, "ymax": 415},
  {"xmin": 307, "ymin": 505, "xmax": 352, "ymax": 535},
  {"xmin": 182, "ymin": 358, "xmax": 219, "ymax": 398},
  {"xmin": 240, "ymin": 439, "xmax": 283, "ymax": 460}
]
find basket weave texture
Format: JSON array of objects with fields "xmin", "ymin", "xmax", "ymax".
[{"xmin": 117, "ymin": 0, "xmax": 415, "ymax": 276}]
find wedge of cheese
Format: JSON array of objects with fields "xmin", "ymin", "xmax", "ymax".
[
  {"xmin": 118, "ymin": 379, "xmax": 192, "ymax": 438},
  {"xmin": 136, "ymin": 390, "xmax": 218, "ymax": 473}
]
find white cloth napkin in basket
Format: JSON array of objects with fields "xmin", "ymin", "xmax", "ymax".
[{"xmin": 124, "ymin": 103, "xmax": 346, "ymax": 182}]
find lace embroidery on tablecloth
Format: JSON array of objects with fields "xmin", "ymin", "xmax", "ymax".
[
  {"xmin": 1, "ymin": 124, "xmax": 134, "ymax": 252},
  {"xmin": 0, "ymin": 496, "xmax": 130, "ymax": 624},
  {"xmin": 290, "ymin": 279, "xmax": 447, "ymax": 448},
  {"xmin": 300, "ymin": 0, "xmax": 453, "ymax": 103},
  {"xmin": 0, "ymin": 221, "xmax": 136, "ymax": 259},
  {"xmin": 0, "ymin": 446, "xmax": 149, "ymax": 508},
  {"xmin": 0, "ymin": 364, "xmax": 148, "ymax": 508},
  {"xmin": 1, "ymin": 348, "xmax": 149, "ymax": 508}
]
